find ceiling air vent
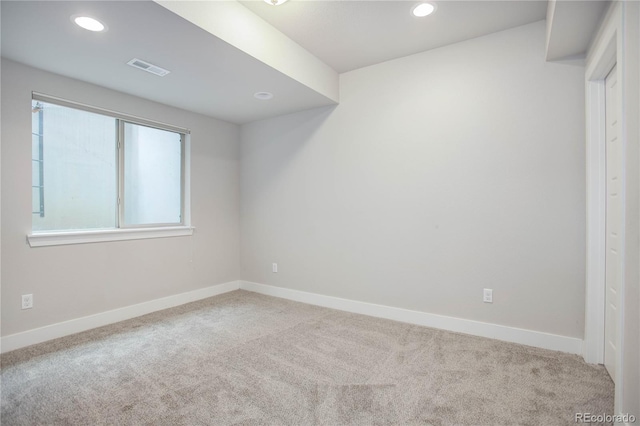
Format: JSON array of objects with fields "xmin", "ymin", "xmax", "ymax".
[{"xmin": 126, "ymin": 58, "xmax": 170, "ymax": 77}]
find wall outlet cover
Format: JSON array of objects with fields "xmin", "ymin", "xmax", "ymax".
[
  {"xmin": 22, "ymin": 294, "xmax": 33, "ymax": 309},
  {"xmin": 483, "ymin": 288, "xmax": 493, "ymax": 303}
]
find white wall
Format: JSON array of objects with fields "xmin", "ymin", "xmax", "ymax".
[
  {"xmin": 1, "ymin": 59, "xmax": 241, "ymax": 336},
  {"xmin": 241, "ymin": 21, "xmax": 587, "ymax": 338}
]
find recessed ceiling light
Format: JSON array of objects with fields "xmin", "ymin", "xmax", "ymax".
[
  {"xmin": 72, "ymin": 15, "xmax": 106, "ymax": 32},
  {"xmin": 264, "ymin": 0, "xmax": 288, "ymax": 5},
  {"xmin": 254, "ymin": 92, "xmax": 274, "ymax": 100},
  {"xmin": 412, "ymin": 2, "xmax": 436, "ymax": 17}
]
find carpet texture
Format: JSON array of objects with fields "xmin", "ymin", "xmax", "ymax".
[{"xmin": 1, "ymin": 290, "xmax": 613, "ymax": 425}]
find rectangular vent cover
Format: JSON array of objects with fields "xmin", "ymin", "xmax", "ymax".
[{"xmin": 126, "ymin": 58, "xmax": 170, "ymax": 77}]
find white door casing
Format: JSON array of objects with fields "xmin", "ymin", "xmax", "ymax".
[{"xmin": 604, "ymin": 64, "xmax": 620, "ymax": 383}]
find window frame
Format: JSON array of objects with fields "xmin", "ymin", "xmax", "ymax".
[{"xmin": 27, "ymin": 92, "xmax": 193, "ymax": 247}]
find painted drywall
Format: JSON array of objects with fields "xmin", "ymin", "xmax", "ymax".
[
  {"xmin": 1, "ymin": 59, "xmax": 241, "ymax": 337},
  {"xmin": 545, "ymin": 0, "xmax": 609, "ymax": 61},
  {"xmin": 156, "ymin": 0, "xmax": 339, "ymax": 103},
  {"xmin": 241, "ymin": 21, "xmax": 586, "ymax": 339}
]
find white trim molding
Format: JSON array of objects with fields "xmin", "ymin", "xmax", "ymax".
[
  {"xmin": 583, "ymin": 0, "xmax": 622, "ymax": 370},
  {"xmin": 1, "ymin": 280, "xmax": 240, "ymax": 353},
  {"xmin": 583, "ymin": 76, "xmax": 608, "ymax": 365},
  {"xmin": 32, "ymin": 92, "xmax": 191, "ymax": 134},
  {"xmin": 27, "ymin": 226, "xmax": 194, "ymax": 247},
  {"xmin": 240, "ymin": 281, "xmax": 584, "ymax": 355}
]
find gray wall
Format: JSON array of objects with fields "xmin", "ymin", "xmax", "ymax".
[
  {"xmin": 1, "ymin": 59, "xmax": 241, "ymax": 336},
  {"xmin": 241, "ymin": 21, "xmax": 587, "ymax": 338}
]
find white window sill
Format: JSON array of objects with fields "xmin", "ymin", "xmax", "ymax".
[{"xmin": 27, "ymin": 226, "xmax": 194, "ymax": 247}]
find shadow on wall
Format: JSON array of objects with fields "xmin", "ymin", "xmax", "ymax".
[{"xmin": 240, "ymin": 105, "xmax": 337, "ymax": 195}]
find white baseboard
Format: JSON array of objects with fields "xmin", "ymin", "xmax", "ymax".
[
  {"xmin": 1, "ymin": 280, "xmax": 240, "ymax": 353},
  {"xmin": 2, "ymin": 280, "xmax": 584, "ymax": 356},
  {"xmin": 239, "ymin": 281, "xmax": 584, "ymax": 355}
]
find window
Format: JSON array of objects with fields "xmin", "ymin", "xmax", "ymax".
[
  {"xmin": 28, "ymin": 94, "xmax": 191, "ymax": 247},
  {"xmin": 122, "ymin": 122, "xmax": 183, "ymax": 226}
]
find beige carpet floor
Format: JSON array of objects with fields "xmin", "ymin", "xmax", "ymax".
[{"xmin": 1, "ymin": 290, "xmax": 613, "ymax": 425}]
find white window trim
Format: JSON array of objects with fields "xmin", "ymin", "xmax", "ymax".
[
  {"xmin": 32, "ymin": 92, "xmax": 191, "ymax": 135},
  {"xmin": 27, "ymin": 93, "xmax": 193, "ymax": 246},
  {"xmin": 27, "ymin": 226, "xmax": 194, "ymax": 247}
]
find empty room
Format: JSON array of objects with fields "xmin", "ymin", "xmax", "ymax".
[{"xmin": 1, "ymin": 0, "xmax": 639, "ymax": 424}]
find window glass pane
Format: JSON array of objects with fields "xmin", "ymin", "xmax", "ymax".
[
  {"xmin": 32, "ymin": 162, "xmax": 40, "ymax": 187},
  {"xmin": 32, "ymin": 101, "xmax": 117, "ymax": 231},
  {"xmin": 32, "ymin": 134, "xmax": 40, "ymax": 160},
  {"xmin": 32, "ymin": 187, "xmax": 41, "ymax": 215},
  {"xmin": 123, "ymin": 123, "xmax": 181, "ymax": 225},
  {"xmin": 32, "ymin": 102, "xmax": 43, "ymax": 216}
]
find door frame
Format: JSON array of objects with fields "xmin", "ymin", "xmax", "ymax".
[{"xmin": 584, "ymin": 0, "xmax": 624, "ymax": 412}]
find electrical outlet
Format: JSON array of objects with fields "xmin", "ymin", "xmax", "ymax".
[
  {"xmin": 272, "ymin": 263, "xmax": 278, "ymax": 273},
  {"xmin": 483, "ymin": 288, "xmax": 493, "ymax": 303},
  {"xmin": 22, "ymin": 294, "xmax": 33, "ymax": 310}
]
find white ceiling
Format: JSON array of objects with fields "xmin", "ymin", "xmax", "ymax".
[
  {"xmin": 1, "ymin": 1, "xmax": 603, "ymax": 124},
  {"xmin": 0, "ymin": 1, "xmax": 336, "ymax": 124},
  {"xmin": 240, "ymin": 0, "xmax": 548, "ymax": 73}
]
